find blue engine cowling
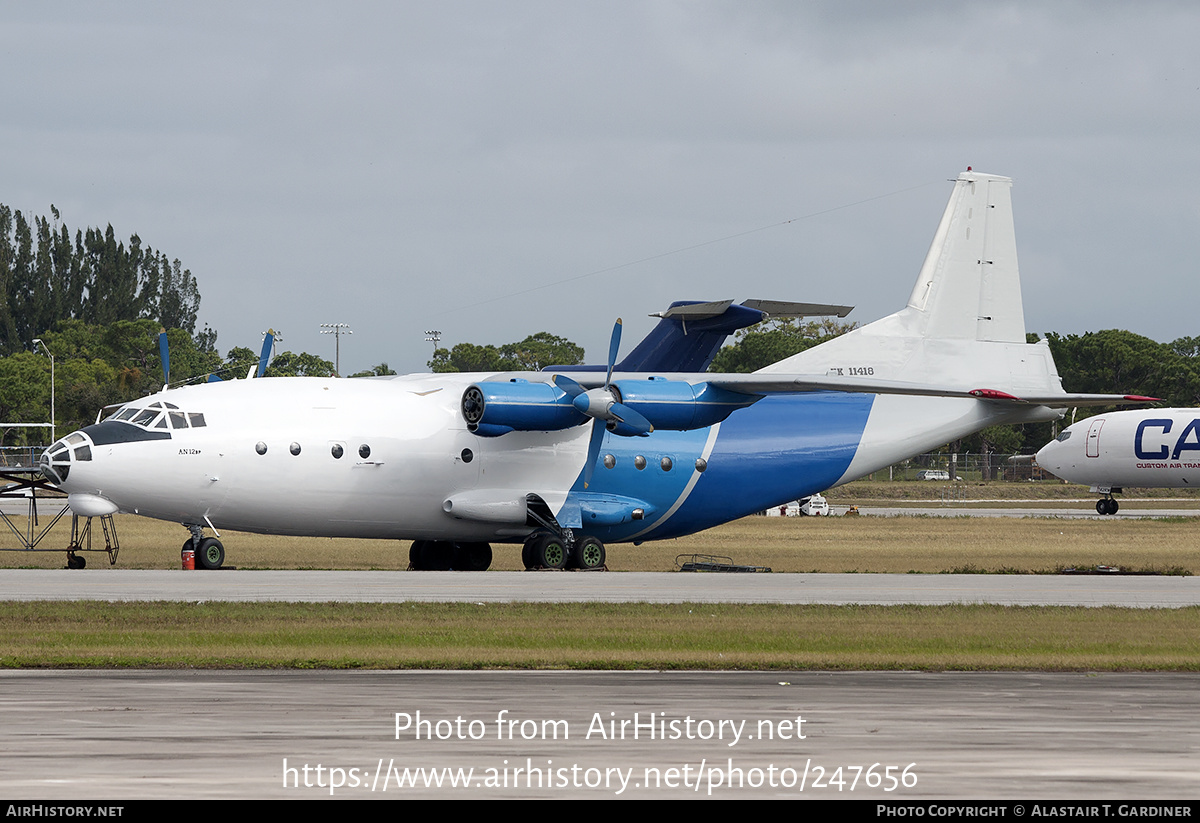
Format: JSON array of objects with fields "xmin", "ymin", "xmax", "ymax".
[
  {"xmin": 612, "ymin": 377, "xmax": 760, "ymax": 430},
  {"xmin": 463, "ymin": 377, "xmax": 761, "ymax": 437},
  {"xmin": 462, "ymin": 380, "xmax": 587, "ymax": 437}
]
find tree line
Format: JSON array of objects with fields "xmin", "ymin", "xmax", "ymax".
[
  {"xmin": 2, "ymin": 201, "xmax": 1192, "ymax": 460},
  {"xmin": 0, "ymin": 204, "xmax": 207, "ymax": 353}
]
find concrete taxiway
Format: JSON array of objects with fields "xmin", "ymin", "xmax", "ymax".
[{"xmin": 1, "ymin": 569, "xmax": 1198, "ymax": 606}]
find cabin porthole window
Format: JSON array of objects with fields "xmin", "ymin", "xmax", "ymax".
[
  {"xmin": 634, "ymin": 455, "xmax": 646, "ymax": 470},
  {"xmin": 359, "ymin": 444, "xmax": 371, "ymax": 459},
  {"xmin": 255, "ymin": 442, "xmax": 267, "ymax": 455},
  {"xmin": 660, "ymin": 456, "xmax": 673, "ymax": 472},
  {"xmin": 461, "ymin": 448, "xmax": 473, "ymax": 463},
  {"xmin": 331, "ymin": 444, "xmax": 344, "ymax": 459},
  {"xmin": 603, "ymin": 454, "xmax": 616, "ymax": 469},
  {"xmin": 695, "ymin": 458, "xmax": 707, "ymax": 472},
  {"xmin": 290, "ymin": 442, "xmax": 301, "ymax": 456}
]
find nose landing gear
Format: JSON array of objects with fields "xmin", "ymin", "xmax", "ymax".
[{"xmin": 184, "ymin": 524, "xmax": 225, "ymax": 570}]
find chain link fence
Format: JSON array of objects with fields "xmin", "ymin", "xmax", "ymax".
[{"xmin": 860, "ymin": 453, "xmax": 1046, "ymax": 483}]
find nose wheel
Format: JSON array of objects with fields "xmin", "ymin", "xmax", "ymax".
[
  {"xmin": 1096, "ymin": 497, "xmax": 1119, "ymax": 515},
  {"xmin": 184, "ymin": 525, "xmax": 226, "ymax": 569}
]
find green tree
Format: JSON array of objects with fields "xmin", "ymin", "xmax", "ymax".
[
  {"xmin": 430, "ymin": 342, "xmax": 504, "ymax": 373},
  {"xmin": 429, "ymin": 333, "xmax": 585, "ymax": 373},
  {"xmin": 350, "ymin": 362, "xmax": 398, "ymax": 378},
  {"xmin": 709, "ymin": 318, "xmax": 857, "ymax": 373},
  {"xmin": 264, "ymin": 351, "xmax": 335, "ymax": 378}
]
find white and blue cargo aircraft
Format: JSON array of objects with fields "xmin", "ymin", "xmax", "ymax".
[
  {"xmin": 40, "ymin": 170, "xmax": 1152, "ymax": 571},
  {"xmin": 1036, "ymin": 409, "xmax": 1198, "ymax": 514}
]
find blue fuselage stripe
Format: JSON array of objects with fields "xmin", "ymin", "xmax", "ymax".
[{"xmin": 567, "ymin": 392, "xmax": 873, "ymax": 542}]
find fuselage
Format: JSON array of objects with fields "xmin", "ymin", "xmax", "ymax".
[
  {"xmin": 41, "ymin": 370, "xmax": 1052, "ymax": 544},
  {"xmin": 1036, "ymin": 409, "xmax": 1200, "ymax": 491}
]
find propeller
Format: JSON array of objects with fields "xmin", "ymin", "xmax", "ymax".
[
  {"xmin": 158, "ymin": 329, "xmax": 170, "ymax": 388},
  {"xmin": 552, "ymin": 319, "xmax": 652, "ymax": 488},
  {"xmin": 255, "ymin": 329, "xmax": 276, "ymax": 378}
]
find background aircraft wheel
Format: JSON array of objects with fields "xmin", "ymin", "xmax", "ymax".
[
  {"xmin": 409, "ymin": 540, "xmax": 430, "ymax": 570},
  {"xmin": 1095, "ymin": 500, "xmax": 1106, "ymax": 515},
  {"xmin": 521, "ymin": 538, "xmax": 536, "ymax": 570},
  {"xmin": 196, "ymin": 538, "xmax": 225, "ymax": 570},
  {"xmin": 411, "ymin": 541, "xmax": 454, "ymax": 570},
  {"xmin": 453, "ymin": 542, "xmax": 492, "ymax": 571},
  {"xmin": 426, "ymin": 541, "xmax": 455, "ymax": 570},
  {"xmin": 1109, "ymin": 499, "xmax": 1119, "ymax": 514},
  {"xmin": 571, "ymin": 537, "xmax": 606, "ymax": 570},
  {"xmin": 532, "ymin": 533, "xmax": 567, "ymax": 570},
  {"xmin": 66, "ymin": 554, "xmax": 86, "ymax": 569}
]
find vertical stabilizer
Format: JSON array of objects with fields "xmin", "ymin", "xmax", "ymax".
[
  {"xmin": 763, "ymin": 170, "xmax": 1052, "ymax": 394},
  {"xmin": 906, "ymin": 171, "xmax": 1025, "ymax": 343}
]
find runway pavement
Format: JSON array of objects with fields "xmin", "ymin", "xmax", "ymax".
[
  {"xmin": 1, "ymin": 568, "xmax": 1197, "ymax": 607},
  {"xmin": 848, "ymin": 505, "xmax": 1200, "ymax": 518},
  {"xmin": 2, "ymin": 669, "xmax": 1197, "ymax": 799}
]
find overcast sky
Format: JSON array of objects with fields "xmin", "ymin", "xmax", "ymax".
[{"xmin": 3, "ymin": 1, "xmax": 1198, "ymax": 374}]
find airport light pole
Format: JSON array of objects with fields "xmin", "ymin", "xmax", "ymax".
[
  {"xmin": 320, "ymin": 323, "xmax": 352, "ymax": 376},
  {"xmin": 424, "ymin": 330, "xmax": 441, "ymax": 360},
  {"xmin": 32, "ymin": 338, "xmax": 54, "ymax": 442}
]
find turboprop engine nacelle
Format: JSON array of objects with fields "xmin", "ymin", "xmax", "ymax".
[
  {"xmin": 461, "ymin": 380, "xmax": 587, "ymax": 437},
  {"xmin": 612, "ymin": 377, "xmax": 761, "ymax": 430},
  {"xmin": 462, "ymin": 377, "xmax": 759, "ymax": 437}
]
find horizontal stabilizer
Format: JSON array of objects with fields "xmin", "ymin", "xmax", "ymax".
[{"xmin": 554, "ymin": 299, "xmax": 854, "ymax": 374}]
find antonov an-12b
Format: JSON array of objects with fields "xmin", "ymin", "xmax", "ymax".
[{"xmin": 41, "ymin": 171, "xmax": 1150, "ymax": 570}]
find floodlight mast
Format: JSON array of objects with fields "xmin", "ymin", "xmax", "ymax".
[
  {"xmin": 319, "ymin": 323, "xmax": 353, "ymax": 376},
  {"xmin": 32, "ymin": 338, "xmax": 54, "ymax": 441}
]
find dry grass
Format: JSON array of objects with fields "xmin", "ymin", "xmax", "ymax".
[
  {"xmin": 1, "ymin": 508, "xmax": 1197, "ymax": 574},
  {"xmin": 1, "ymin": 601, "xmax": 1196, "ymax": 670}
]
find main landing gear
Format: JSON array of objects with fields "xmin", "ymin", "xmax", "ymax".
[
  {"xmin": 184, "ymin": 524, "xmax": 225, "ymax": 570},
  {"xmin": 405, "ymin": 532, "xmax": 608, "ymax": 571},
  {"xmin": 1096, "ymin": 496, "xmax": 1120, "ymax": 515},
  {"xmin": 408, "ymin": 540, "xmax": 493, "ymax": 571},
  {"xmin": 521, "ymin": 530, "xmax": 607, "ymax": 571}
]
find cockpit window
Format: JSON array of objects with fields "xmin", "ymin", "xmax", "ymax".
[
  {"xmin": 169, "ymin": 412, "xmax": 187, "ymax": 429},
  {"xmin": 133, "ymin": 409, "xmax": 157, "ymax": 426},
  {"xmin": 188, "ymin": 413, "xmax": 206, "ymax": 428},
  {"xmin": 1056, "ymin": 430, "xmax": 1073, "ymax": 442},
  {"xmin": 114, "ymin": 408, "xmax": 137, "ymax": 421},
  {"xmin": 154, "ymin": 416, "xmax": 169, "ymax": 429}
]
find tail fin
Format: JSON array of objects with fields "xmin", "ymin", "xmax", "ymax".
[
  {"xmin": 905, "ymin": 171, "xmax": 1025, "ymax": 343},
  {"xmin": 764, "ymin": 170, "xmax": 1058, "ymax": 394}
]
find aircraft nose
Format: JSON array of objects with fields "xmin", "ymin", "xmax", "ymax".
[
  {"xmin": 1035, "ymin": 428, "xmax": 1073, "ymax": 472},
  {"xmin": 39, "ymin": 431, "xmax": 94, "ymax": 487}
]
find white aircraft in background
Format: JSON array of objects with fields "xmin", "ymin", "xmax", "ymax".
[
  {"xmin": 1036, "ymin": 409, "xmax": 1197, "ymax": 514},
  {"xmin": 41, "ymin": 170, "xmax": 1151, "ymax": 570}
]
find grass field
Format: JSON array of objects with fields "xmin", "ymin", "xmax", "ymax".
[
  {"xmin": 2, "ymin": 601, "xmax": 1197, "ymax": 671},
  {"xmin": 1, "ymin": 508, "xmax": 1195, "ymax": 574},
  {"xmin": 2, "ymin": 482, "xmax": 1196, "ymax": 671}
]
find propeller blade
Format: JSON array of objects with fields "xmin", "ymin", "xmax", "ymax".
[
  {"xmin": 158, "ymin": 329, "xmax": 170, "ymax": 387},
  {"xmin": 582, "ymin": 419, "xmax": 606, "ymax": 488},
  {"xmin": 608, "ymin": 402, "xmax": 653, "ymax": 436},
  {"xmin": 256, "ymin": 329, "xmax": 275, "ymax": 378},
  {"xmin": 552, "ymin": 373, "xmax": 584, "ymax": 398},
  {"xmin": 605, "ymin": 318, "xmax": 622, "ymax": 387}
]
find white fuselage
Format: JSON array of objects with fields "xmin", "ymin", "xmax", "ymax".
[{"xmin": 1036, "ymin": 409, "xmax": 1200, "ymax": 491}]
